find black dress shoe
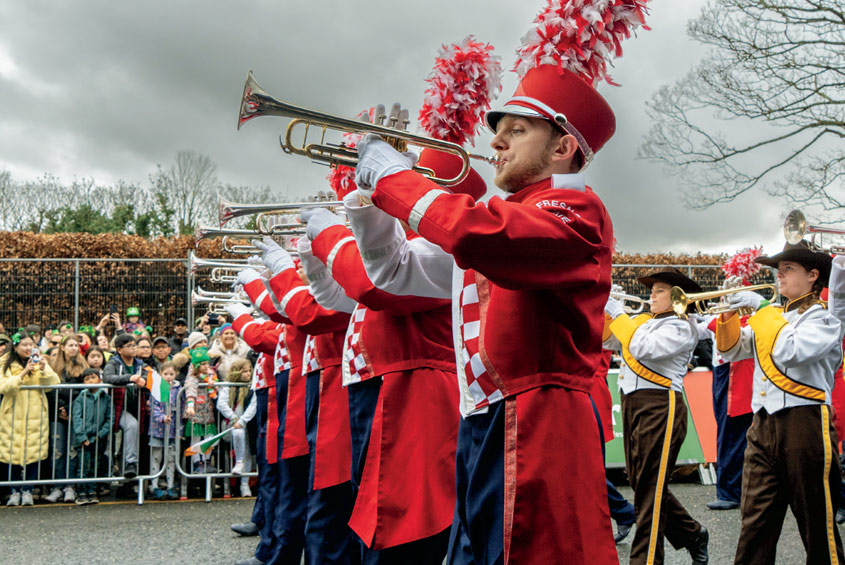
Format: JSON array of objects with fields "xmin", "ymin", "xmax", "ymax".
[
  {"xmin": 688, "ymin": 526, "xmax": 709, "ymax": 565},
  {"xmin": 706, "ymin": 499, "xmax": 739, "ymax": 510},
  {"xmin": 231, "ymin": 521, "xmax": 260, "ymax": 536},
  {"xmin": 124, "ymin": 464, "xmax": 137, "ymax": 479},
  {"xmin": 614, "ymin": 523, "xmax": 632, "ymax": 543}
]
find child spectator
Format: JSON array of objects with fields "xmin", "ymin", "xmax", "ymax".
[
  {"xmin": 184, "ymin": 347, "xmax": 218, "ymax": 473},
  {"xmin": 102, "ymin": 334, "xmax": 147, "ymax": 479},
  {"xmin": 85, "ymin": 347, "xmax": 106, "ymax": 373},
  {"xmin": 150, "ymin": 337, "xmax": 172, "ymax": 371},
  {"xmin": 122, "ymin": 307, "xmax": 145, "ymax": 335},
  {"xmin": 71, "ymin": 369, "xmax": 111, "ymax": 505},
  {"xmin": 0, "ymin": 330, "xmax": 60, "ymax": 506},
  {"xmin": 148, "ymin": 362, "xmax": 181, "ymax": 500},
  {"xmin": 216, "ymin": 358, "xmax": 255, "ymax": 497}
]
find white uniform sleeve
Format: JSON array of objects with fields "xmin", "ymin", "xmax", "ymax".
[
  {"xmin": 602, "ymin": 334, "xmax": 621, "ymax": 352},
  {"xmin": 772, "ymin": 310, "xmax": 842, "ymax": 368},
  {"xmin": 629, "ymin": 319, "xmax": 698, "ymax": 362},
  {"xmin": 345, "ymin": 196, "xmax": 452, "ymax": 299},
  {"xmin": 720, "ymin": 324, "xmax": 756, "ymax": 362},
  {"xmin": 299, "ymin": 243, "xmax": 357, "ymax": 313}
]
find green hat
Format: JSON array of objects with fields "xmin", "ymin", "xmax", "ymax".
[
  {"xmin": 127, "ymin": 307, "xmax": 141, "ymax": 317},
  {"xmin": 190, "ymin": 347, "xmax": 211, "ymax": 367},
  {"xmin": 79, "ymin": 325, "xmax": 95, "ymax": 338}
]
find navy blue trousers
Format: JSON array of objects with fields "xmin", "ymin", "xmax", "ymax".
[
  {"xmin": 712, "ymin": 363, "xmax": 752, "ymax": 503},
  {"xmin": 304, "ymin": 370, "xmax": 358, "ymax": 565},
  {"xmin": 270, "ymin": 369, "xmax": 308, "ymax": 565},
  {"xmin": 253, "ymin": 387, "xmax": 280, "ymax": 563},
  {"xmin": 592, "ymin": 397, "xmax": 636, "ymax": 527},
  {"xmin": 447, "ymin": 402, "xmax": 505, "ymax": 565}
]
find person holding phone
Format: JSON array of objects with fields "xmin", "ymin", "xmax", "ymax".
[{"xmin": 0, "ymin": 329, "xmax": 61, "ymax": 506}]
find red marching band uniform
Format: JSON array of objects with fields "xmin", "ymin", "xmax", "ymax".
[{"xmin": 307, "ymin": 220, "xmax": 461, "ymax": 552}]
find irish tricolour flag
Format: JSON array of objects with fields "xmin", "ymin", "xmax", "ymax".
[
  {"xmin": 184, "ymin": 427, "xmax": 233, "ymax": 456},
  {"xmin": 144, "ymin": 367, "xmax": 170, "ymax": 403}
]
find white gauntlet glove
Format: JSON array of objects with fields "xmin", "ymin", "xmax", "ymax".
[
  {"xmin": 225, "ymin": 303, "xmax": 252, "ymax": 321},
  {"xmin": 354, "ymin": 134, "xmax": 418, "ymax": 198},
  {"xmin": 300, "ymin": 207, "xmax": 345, "ymax": 241},
  {"xmin": 726, "ymin": 290, "xmax": 766, "ymax": 312},
  {"xmin": 234, "ymin": 268, "xmax": 261, "ymax": 290},
  {"xmin": 251, "ymin": 237, "xmax": 294, "ymax": 275},
  {"xmin": 604, "ymin": 296, "xmax": 625, "ymax": 320}
]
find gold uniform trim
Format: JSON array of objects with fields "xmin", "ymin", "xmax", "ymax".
[
  {"xmin": 716, "ymin": 313, "xmax": 741, "ymax": 353},
  {"xmin": 611, "ymin": 313, "xmax": 673, "ymax": 388},
  {"xmin": 821, "ymin": 405, "xmax": 839, "ymax": 565},
  {"xmin": 647, "ymin": 390, "xmax": 676, "ymax": 565},
  {"xmin": 748, "ymin": 306, "xmax": 826, "ymax": 402}
]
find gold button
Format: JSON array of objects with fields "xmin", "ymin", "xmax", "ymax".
[
  {"xmin": 760, "ymin": 391, "xmax": 766, "ymax": 397},
  {"xmin": 761, "ymin": 377, "xmax": 767, "ymax": 382}
]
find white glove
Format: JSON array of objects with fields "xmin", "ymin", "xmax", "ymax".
[
  {"xmin": 726, "ymin": 290, "xmax": 766, "ymax": 311},
  {"xmin": 610, "ymin": 283, "xmax": 624, "ymax": 295},
  {"xmin": 225, "ymin": 303, "xmax": 252, "ymax": 321},
  {"xmin": 234, "ymin": 268, "xmax": 261, "ymax": 290},
  {"xmin": 297, "ymin": 236, "xmax": 312, "ymax": 256},
  {"xmin": 251, "ymin": 237, "xmax": 294, "ymax": 275},
  {"xmin": 605, "ymin": 296, "xmax": 625, "ymax": 320},
  {"xmin": 300, "ymin": 207, "xmax": 345, "ymax": 241},
  {"xmin": 354, "ymin": 134, "xmax": 418, "ymax": 197}
]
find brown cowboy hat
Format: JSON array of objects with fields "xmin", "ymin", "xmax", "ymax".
[
  {"xmin": 637, "ymin": 267, "xmax": 702, "ymax": 295},
  {"xmin": 755, "ymin": 240, "xmax": 831, "ymax": 287}
]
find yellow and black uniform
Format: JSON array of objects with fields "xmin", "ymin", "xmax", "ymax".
[
  {"xmin": 603, "ymin": 268, "xmax": 708, "ymax": 565},
  {"xmin": 719, "ymin": 241, "xmax": 844, "ymax": 565}
]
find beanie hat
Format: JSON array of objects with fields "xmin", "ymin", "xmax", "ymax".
[
  {"xmin": 190, "ymin": 347, "xmax": 211, "ymax": 368},
  {"xmin": 188, "ymin": 331, "xmax": 208, "ymax": 349}
]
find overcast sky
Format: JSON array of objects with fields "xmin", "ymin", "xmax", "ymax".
[{"xmin": 0, "ymin": 0, "xmax": 791, "ymax": 255}]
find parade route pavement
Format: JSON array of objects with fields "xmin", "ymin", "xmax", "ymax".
[{"xmin": 0, "ymin": 483, "xmax": 835, "ymax": 564}]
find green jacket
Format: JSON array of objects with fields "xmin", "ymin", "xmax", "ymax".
[{"xmin": 71, "ymin": 389, "xmax": 112, "ymax": 447}]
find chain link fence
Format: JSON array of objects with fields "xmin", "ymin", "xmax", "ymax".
[{"xmin": 0, "ymin": 258, "xmax": 777, "ymax": 334}]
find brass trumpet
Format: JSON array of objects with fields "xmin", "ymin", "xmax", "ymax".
[
  {"xmin": 218, "ymin": 196, "xmax": 342, "ymax": 226},
  {"xmin": 670, "ymin": 284, "xmax": 778, "ymax": 316},
  {"xmin": 609, "ymin": 291, "xmax": 651, "ymax": 314},
  {"xmin": 238, "ymin": 71, "xmax": 471, "ymax": 186},
  {"xmin": 191, "ymin": 291, "xmax": 253, "ymax": 314},
  {"xmin": 784, "ymin": 209, "xmax": 845, "ymax": 254}
]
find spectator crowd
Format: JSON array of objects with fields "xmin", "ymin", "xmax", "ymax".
[{"xmin": 0, "ymin": 308, "xmax": 256, "ymax": 507}]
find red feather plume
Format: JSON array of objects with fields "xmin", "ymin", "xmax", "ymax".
[
  {"xmin": 325, "ymin": 109, "xmax": 370, "ymax": 199},
  {"xmin": 419, "ymin": 35, "xmax": 502, "ymax": 145},
  {"xmin": 514, "ymin": 0, "xmax": 650, "ymax": 86},
  {"xmin": 721, "ymin": 247, "xmax": 763, "ymax": 283}
]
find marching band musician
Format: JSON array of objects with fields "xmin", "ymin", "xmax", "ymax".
[
  {"xmin": 603, "ymin": 268, "xmax": 709, "ymax": 565},
  {"xmin": 716, "ymin": 241, "xmax": 845, "ymax": 564},
  {"xmin": 225, "ymin": 312, "xmax": 284, "ymax": 565},
  {"xmin": 240, "ymin": 240, "xmax": 360, "ymax": 564},
  {"xmin": 232, "ymin": 276, "xmax": 310, "ymax": 565},
  {"xmin": 299, "ymin": 183, "xmax": 466, "ymax": 564},
  {"xmin": 349, "ymin": 64, "xmax": 621, "ymax": 562}
]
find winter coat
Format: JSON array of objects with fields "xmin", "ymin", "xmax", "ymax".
[
  {"xmin": 149, "ymin": 381, "xmax": 182, "ymax": 440},
  {"xmin": 103, "ymin": 355, "xmax": 148, "ymax": 433},
  {"xmin": 0, "ymin": 356, "xmax": 61, "ymax": 465},
  {"xmin": 71, "ymin": 389, "xmax": 112, "ymax": 448},
  {"xmin": 208, "ymin": 339, "xmax": 251, "ymax": 380}
]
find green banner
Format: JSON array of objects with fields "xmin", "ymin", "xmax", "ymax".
[{"xmin": 605, "ymin": 370, "xmax": 706, "ymax": 468}]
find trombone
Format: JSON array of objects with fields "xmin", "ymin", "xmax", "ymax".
[
  {"xmin": 670, "ymin": 284, "xmax": 778, "ymax": 316},
  {"xmin": 784, "ymin": 209, "xmax": 845, "ymax": 254},
  {"xmin": 238, "ymin": 71, "xmax": 471, "ymax": 186},
  {"xmin": 610, "ymin": 291, "xmax": 651, "ymax": 314}
]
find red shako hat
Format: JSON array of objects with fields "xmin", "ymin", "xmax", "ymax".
[{"xmin": 486, "ymin": 0, "xmax": 650, "ymax": 169}]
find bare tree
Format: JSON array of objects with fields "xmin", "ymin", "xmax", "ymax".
[
  {"xmin": 639, "ymin": 0, "xmax": 844, "ymax": 216},
  {"xmin": 151, "ymin": 150, "xmax": 219, "ymax": 234}
]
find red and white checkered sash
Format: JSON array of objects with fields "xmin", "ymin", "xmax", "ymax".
[
  {"xmin": 253, "ymin": 352, "xmax": 268, "ymax": 389},
  {"xmin": 302, "ymin": 335, "xmax": 322, "ymax": 377},
  {"xmin": 459, "ymin": 270, "xmax": 502, "ymax": 411},
  {"xmin": 342, "ymin": 304, "xmax": 372, "ymax": 386},
  {"xmin": 274, "ymin": 326, "xmax": 291, "ymax": 374}
]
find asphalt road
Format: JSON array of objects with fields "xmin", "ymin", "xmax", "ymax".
[{"xmin": 0, "ymin": 483, "xmax": 832, "ymax": 564}]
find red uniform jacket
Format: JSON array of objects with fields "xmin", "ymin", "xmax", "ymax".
[
  {"xmin": 266, "ymin": 268, "xmax": 353, "ymax": 490},
  {"xmin": 310, "ymin": 222, "xmax": 460, "ymax": 550}
]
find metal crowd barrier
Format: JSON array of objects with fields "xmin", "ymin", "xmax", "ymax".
[{"xmin": 0, "ymin": 381, "xmax": 256, "ymax": 506}]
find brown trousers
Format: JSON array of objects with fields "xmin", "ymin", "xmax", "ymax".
[
  {"xmin": 622, "ymin": 389, "xmax": 702, "ymax": 565},
  {"xmin": 734, "ymin": 405, "xmax": 845, "ymax": 565}
]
